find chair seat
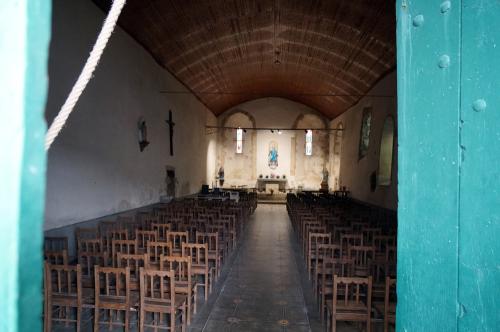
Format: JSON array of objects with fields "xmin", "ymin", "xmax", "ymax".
[
  {"xmin": 326, "ymin": 300, "xmax": 369, "ymax": 313},
  {"xmin": 51, "ymin": 293, "xmax": 78, "ymax": 306},
  {"xmin": 143, "ymin": 294, "xmax": 187, "ymax": 312}
]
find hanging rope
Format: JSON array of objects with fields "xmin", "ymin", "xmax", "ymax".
[{"xmin": 45, "ymin": 0, "xmax": 127, "ymax": 150}]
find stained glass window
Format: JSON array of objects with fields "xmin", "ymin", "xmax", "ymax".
[
  {"xmin": 305, "ymin": 130, "xmax": 312, "ymax": 156},
  {"xmin": 236, "ymin": 128, "xmax": 243, "ymax": 154},
  {"xmin": 378, "ymin": 116, "xmax": 395, "ymax": 185},
  {"xmin": 358, "ymin": 108, "xmax": 372, "ymax": 159}
]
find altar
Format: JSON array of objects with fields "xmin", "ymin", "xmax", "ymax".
[{"xmin": 257, "ymin": 178, "xmax": 287, "ymax": 192}]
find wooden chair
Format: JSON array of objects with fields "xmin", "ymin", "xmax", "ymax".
[
  {"xmin": 146, "ymin": 241, "xmax": 173, "ymax": 268},
  {"xmin": 167, "ymin": 231, "xmax": 189, "ymax": 256},
  {"xmin": 75, "ymin": 228, "xmax": 99, "ymax": 252},
  {"xmin": 307, "ymin": 233, "xmax": 331, "ymax": 281},
  {"xmin": 384, "ymin": 277, "xmax": 396, "ymax": 332},
  {"xmin": 102, "ymin": 229, "xmax": 128, "ymax": 254},
  {"xmin": 45, "ymin": 249, "xmax": 69, "ymax": 265},
  {"xmin": 139, "ymin": 268, "xmax": 187, "ymax": 332},
  {"xmin": 314, "ymin": 244, "xmax": 341, "ymax": 298},
  {"xmin": 135, "ymin": 229, "xmax": 158, "ymax": 253},
  {"xmin": 195, "ymin": 231, "xmax": 221, "ymax": 279},
  {"xmin": 327, "ymin": 276, "xmax": 372, "ymax": 332},
  {"xmin": 116, "ymin": 252, "xmax": 149, "ymax": 290},
  {"xmin": 94, "ymin": 266, "xmax": 132, "ymax": 332},
  {"xmin": 111, "ymin": 239, "xmax": 137, "ymax": 267},
  {"xmin": 348, "ymin": 245, "xmax": 376, "ymax": 277},
  {"xmin": 152, "ymin": 223, "xmax": 172, "ymax": 241},
  {"xmin": 44, "ymin": 236, "xmax": 68, "ymax": 252},
  {"xmin": 77, "ymin": 238, "xmax": 103, "ymax": 254},
  {"xmin": 340, "ymin": 234, "xmax": 363, "ymax": 257},
  {"xmin": 319, "ymin": 257, "xmax": 354, "ymax": 322},
  {"xmin": 160, "ymin": 255, "xmax": 197, "ymax": 324},
  {"xmin": 182, "ymin": 243, "xmax": 213, "ymax": 302},
  {"xmin": 78, "ymin": 251, "xmax": 108, "ymax": 283},
  {"xmin": 44, "ymin": 262, "xmax": 82, "ymax": 332}
]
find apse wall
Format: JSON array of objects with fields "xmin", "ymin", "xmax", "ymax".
[
  {"xmin": 330, "ymin": 71, "xmax": 397, "ymax": 210},
  {"xmin": 217, "ymin": 98, "xmax": 329, "ymax": 190},
  {"xmin": 44, "ymin": 0, "xmax": 216, "ymax": 230}
]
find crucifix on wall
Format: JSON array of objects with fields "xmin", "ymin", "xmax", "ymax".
[{"xmin": 165, "ymin": 110, "xmax": 175, "ymax": 156}]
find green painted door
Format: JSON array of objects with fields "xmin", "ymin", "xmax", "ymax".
[
  {"xmin": 0, "ymin": 1, "xmax": 51, "ymax": 331},
  {"xmin": 397, "ymin": 0, "xmax": 499, "ymax": 331}
]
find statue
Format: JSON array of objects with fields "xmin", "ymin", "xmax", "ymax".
[
  {"xmin": 218, "ymin": 167, "xmax": 225, "ymax": 187},
  {"xmin": 322, "ymin": 167, "xmax": 329, "ymax": 183},
  {"xmin": 320, "ymin": 166, "xmax": 329, "ymax": 192}
]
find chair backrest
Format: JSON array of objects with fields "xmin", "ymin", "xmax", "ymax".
[
  {"xmin": 322, "ymin": 257, "xmax": 354, "ymax": 278},
  {"xmin": 111, "ymin": 239, "xmax": 137, "ymax": 267},
  {"xmin": 195, "ymin": 232, "xmax": 219, "ymax": 252},
  {"xmin": 152, "ymin": 223, "xmax": 171, "ymax": 241},
  {"xmin": 340, "ymin": 234, "xmax": 363, "ymax": 256},
  {"xmin": 116, "ymin": 253, "xmax": 149, "ymax": 280},
  {"xmin": 159, "ymin": 255, "xmax": 192, "ymax": 284},
  {"xmin": 135, "ymin": 230, "xmax": 158, "ymax": 251},
  {"xmin": 102, "ymin": 229, "xmax": 128, "ymax": 253},
  {"xmin": 147, "ymin": 241, "xmax": 173, "ymax": 265},
  {"xmin": 333, "ymin": 275, "xmax": 372, "ymax": 312},
  {"xmin": 94, "ymin": 266, "xmax": 130, "ymax": 306},
  {"xmin": 44, "ymin": 237, "xmax": 68, "ymax": 252},
  {"xmin": 45, "ymin": 249, "xmax": 69, "ymax": 265},
  {"xmin": 181, "ymin": 243, "xmax": 209, "ymax": 266},
  {"xmin": 139, "ymin": 268, "xmax": 175, "ymax": 306},
  {"xmin": 44, "ymin": 262, "xmax": 82, "ymax": 303},
  {"xmin": 75, "ymin": 228, "xmax": 99, "ymax": 251},
  {"xmin": 348, "ymin": 245, "xmax": 376, "ymax": 269},
  {"xmin": 361, "ymin": 227, "xmax": 382, "ymax": 245},
  {"xmin": 166, "ymin": 231, "xmax": 189, "ymax": 251},
  {"xmin": 79, "ymin": 251, "xmax": 108, "ymax": 278},
  {"xmin": 77, "ymin": 238, "xmax": 103, "ymax": 254}
]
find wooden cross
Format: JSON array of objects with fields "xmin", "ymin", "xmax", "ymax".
[{"xmin": 165, "ymin": 110, "xmax": 175, "ymax": 156}]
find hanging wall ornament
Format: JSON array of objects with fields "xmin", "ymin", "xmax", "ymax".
[{"xmin": 138, "ymin": 117, "xmax": 150, "ymax": 152}]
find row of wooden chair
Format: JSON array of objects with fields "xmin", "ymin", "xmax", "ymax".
[
  {"xmin": 44, "ymin": 194, "xmax": 257, "ymax": 331},
  {"xmin": 287, "ymin": 193, "xmax": 397, "ymax": 332}
]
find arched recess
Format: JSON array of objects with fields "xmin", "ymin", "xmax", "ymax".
[
  {"xmin": 292, "ymin": 113, "xmax": 329, "ymax": 189},
  {"xmin": 330, "ymin": 122, "xmax": 344, "ymax": 190},
  {"xmin": 378, "ymin": 116, "xmax": 395, "ymax": 186},
  {"xmin": 217, "ymin": 110, "xmax": 256, "ymax": 187}
]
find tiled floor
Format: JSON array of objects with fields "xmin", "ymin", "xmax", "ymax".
[{"xmin": 189, "ymin": 204, "xmax": 323, "ymax": 332}]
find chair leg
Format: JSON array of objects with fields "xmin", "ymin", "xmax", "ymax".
[
  {"xmin": 94, "ymin": 307, "xmax": 99, "ymax": 332},
  {"xmin": 205, "ymin": 273, "xmax": 209, "ymax": 300},
  {"xmin": 125, "ymin": 310, "xmax": 129, "ymax": 332},
  {"xmin": 170, "ymin": 309, "xmax": 175, "ymax": 332},
  {"xmin": 367, "ymin": 317, "xmax": 371, "ymax": 332},
  {"xmin": 187, "ymin": 291, "xmax": 192, "ymax": 324},
  {"xmin": 182, "ymin": 303, "xmax": 187, "ymax": 332},
  {"xmin": 77, "ymin": 306, "xmax": 81, "ymax": 332},
  {"xmin": 139, "ymin": 308, "xmax": 144, "ymax": 332},
  {"xmin": 331, "ymin": 313, "xmax": 336, "ymax": 332},
  {"xmin": 45, "ymin": 303, "xmax": 52, "ymax": 332}
]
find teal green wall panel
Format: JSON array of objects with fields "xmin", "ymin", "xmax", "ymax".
[
  {"xmin": 0, "ymin": 1, "xmax": 50, "ymax": 331},
  {"xmin": 396, "ymin": 0, "xmax": 461, "ymax": 330},
  {"xmin": 458, "ymin": 1, "xmax": 500, "ymax": 330},
  {"xmin": 397, "ymin": 0, "xmax": 500, "ymax": 331}
]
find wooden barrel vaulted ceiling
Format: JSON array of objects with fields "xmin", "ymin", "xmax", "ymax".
[{"xmin": 93, "ymin": 0, "xmax": 396, "ymax": 119}]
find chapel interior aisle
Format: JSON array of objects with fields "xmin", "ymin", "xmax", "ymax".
[{"xmin": 190, "ymin": 204, "xmax": 322, "ymax": 332}]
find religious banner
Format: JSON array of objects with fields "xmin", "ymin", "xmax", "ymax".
[{"xmin": 268, "ymin": 141, "xmax": 278, "ymax": 169}]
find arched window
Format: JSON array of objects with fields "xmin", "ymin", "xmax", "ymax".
[{"xmin": 378, "ymin": 116, "xmax": 395, "ymax": 186}]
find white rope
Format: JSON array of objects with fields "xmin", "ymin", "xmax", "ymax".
[{"xmin": 45, "ymin": 0, "xmax": 127, "ymax": 150}]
